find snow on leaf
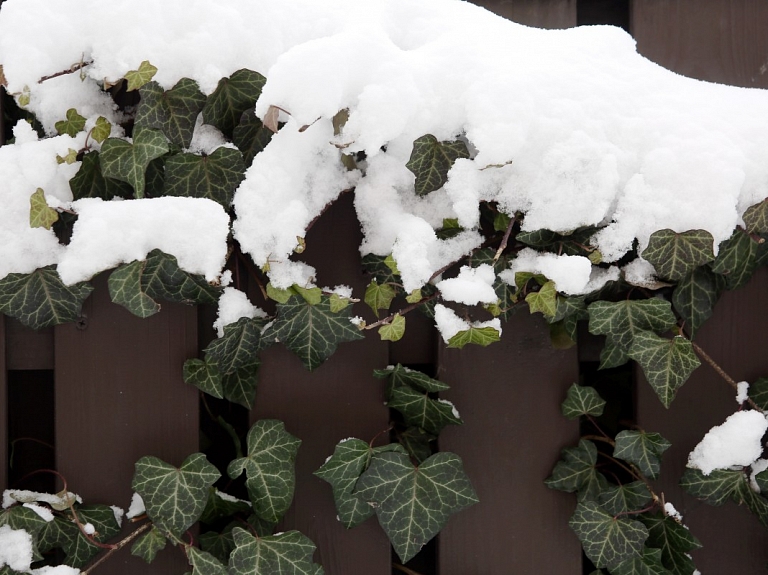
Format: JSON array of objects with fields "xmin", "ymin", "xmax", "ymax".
[
  {"xmin": 597, "ymin": 482, "xmax": 652, "ymax": 516},
  {"xmin": 183, "ymin": 358, "xmax": 223, "ymax": 399},
  {"xmin": 265, "ymin": 296, "xmax": 365, "ymax": 371},
  {"xmin": 228, "ymin": 528, "xmax": 322, "ymax": 575},
  {"xmin": 54, "ymin": 108, "xmax": 86, "ymax": 137},
  {"xmin": 204, "ymin": 316, "xmax": 270, "ymax": 374},
  {"xmin": 613, "ymin": 430, "xmax": 671, "ymax": 480},
  {"xmin": 711, "ymin": 228, "xmax": 759, "ymax": 290},
  {"xmin": 568, "ymin": 501, "xmax": 648, "ymax": 568},
  {"xmin": 38, "ymin": 506, "xmax": 121, "ymax": 568},
  {"xmin": 641, "ymin": 229, "xmax": 715, "ymax": 281},
  {"xmin": 743, "ymin": 199, "xmax": 768, "ymax": 234},
  {"xmin": 561, "ymin": 383, "xmax": 606, "ymax": 419},
  {"xmin": 232, "ymin": 107, "xmax": 274, "ymax": 167},
  {"xmin": 202, "ymin": 69, "xmax": 267, "ymax": 138},
  {"xmin": 221, "ymin": 363, "xmax": 259, "ymax": 410},
  {"xmin": 638, "ymin": 512, "xmax": 701, "ymax": 575},
  {"xmin": 447, "ymin": 325, "xmax": 500, "ymax": 349},
  {"xmin": 406, "ymin": 134, "xmax": 470, "ymax": 197},
  {"xmin": 354, "ymin": 451, "xmax": 478, "ymax": 563},
  {"xmin": 227, "ymin": 420, "xmax": 301, "ymax": 524},
  {"xmin": 671, "ymin": 266, "xmax": 723, "ymax": 339},
  {"xmin": 91, "ymin": 116, "xmax": 112, "ymax": 144},
  {"xmin": 611, "ymin": 547, "xmax": 672, "ymax": 575},
  {"xmin": 164, "ymin": 148, "xmax": 245, "ymax": 208},
  {"xmin": 0, "ymin": 267, "xmax": 93, "ymax": 329},
  {"xmin": 100, "ymin": 127, "xmax": 169, "ymax": 198},
  {"xmin": 364, "ymin": 280, "xmax": 397, "ymax": 318},
  {"xmin": 545, "ymin": 439, "xmax": 609, "ymax": 502},
  {"xmin": 131, "ymin": 526, "xmax": 167, "ymax": 563},
  {"xmin": 187, "ymin": 547, "xmax": 227, "ymax": 575},
  {"xmin": 135, "ymin": 79, "xmax": 206, "ymax": 148},
  {"xmin": 628, "ymin": 333, "xmax": 700, "ymax": 408},
  {"xmin": 679, "ymin": 468, "xmax": 744, "ymax": 506},
  {"xmin": 378, "ymin": 314, "xmax": 405, "ymax": 342},
  {"xmin": 132, "ymin": 453, "xmax": 220, "ymax": 540},
  {"xmin": 69, "ymin": 152, "xmax": 134, "ymax": 201},
  {"xmin": 373, "ymin": 364, "xmax": 450, "ymax": 394},
  {"xmin": 588, "ymin": 299, "xmax": 677, "ymax": 353},
  {"xmin": 0, "ymin": 505, "xmax": 50, "ymax": 540},
  {"xmin": 525, "ymin": 280, "xmax": 558, "ymax": 318},
  {"xmin": 29, "ymin": 188, "xmax": 59, "ymax": 230},
  {"xmin": 387, "ymin": 386, "xmax": 462, "ymax": 436},
  {"xmin": 125, "ymin": 60, "xmax": 158, "ymax": 92}
]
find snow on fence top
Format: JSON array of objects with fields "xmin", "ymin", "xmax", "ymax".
[{"xmin": 0, "ymin": 0, "xmax": 767, "ymax": 292}]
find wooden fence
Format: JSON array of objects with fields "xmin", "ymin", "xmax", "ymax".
[{"xmin": 2, "ymin": 1, "xmax": 768, "ymax": 573}]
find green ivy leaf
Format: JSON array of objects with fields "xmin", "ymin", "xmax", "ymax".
[
  {"xmin": 405, "ymin": 134, "xmax": 470, "ymax": 197},
  {"xmin": 100, "ymin": 127, "xmax": 169, "ymax": 198},
  {"xmin": 227, "ymin": 420, "xmax": 301, "ymax": 523},
  {"xmin": 164, "ymin": 148, "xmax": 245, "ymax": 208},
  {"xmin": 355, "ymin": 451, "xmax": 478, "ymax": 563},
  {"xmin": 203, "ymin": 69, "xmax": 267, "ymax": 138},
  {"xmin": 183, "ymin": 358, "xmax": 223, "ymax": 399},
  {"xmin": 69, "ymin": 152, "xmax": 134, "ymax": 200},
  {"xmin": 125, "ymin": 60, "xmax": 158, "ymax": 91},
  {"xmin": 569, "ymin": 501, "xmax": 648, "ymax": 568},
  {"xmin": 132, "ymin": 453, "xmax": 220, "ymax": 539},
  {"xmin": 405, "ymin": 289, "xmax": 422, "ymax": 304},
  {"xmin": 613, "ymin": 431, "xmax": 671, "ymax": 480},
  {"xmin": 611, "ymin": 547, "xmax": 672, "ymax": 575},
  {"xmin": 29, "ymin": 188, "xmax": 59, "ymax": 230},
  {"xmin": 204, "ymin": 316, "xmax": 270, "ymax": 374},
  {"xmin": 598, "ymin": 482, "xmax": 652, "ymax": 516},
  {"xmin": 328, "ymin": 293, "xmax": 351, "ymax": 312},
  {"xmin": 108, "ymin": 249, "xmax": 221, "ymax": 318},
  {"xmin": 679, "ymin": 468, "xmax": 744, "ymax": 506},
  {"xmin": 38, "ymin": 505, "xmax": 122, "ymax": 568},
  {"xmin": 641, "ymin": 229, "xmax": 715, "ymax": 281},
  {"xmin": 199, "ymin": 488, "xmax": 252, "ymax": 525},
  {"xmin": 671, "ymin": 266, "xmax": 723, "ymax": 339},
  {"xmin": 188, "ymin": 547, "xmax": 227, "ymax": 575},
  {"xmin": 200, "ymin": 524, "xmax": 236, "ymax": 563},
  {"xmin": 221, "ymin": 363, "xmax": 259, "ymax": 409},
  {"xmin": 364, "ymin": 280, "xmax": 397, "ymax": 318},
  {"xmin": 265, "ymin": 296, "xmax": 365, "ymax": 371},
  {"xmin": 266, "ymin": 283, "xmax": 297, "ymax": 304},
  {"xmin": 135, "ymin": 79, "xmax": 206, "ymax": 148},
  {"xmin": 293, "ymin": 285, "xmax": 322, "ymax": 305},
  {"xmin": 588, "ymin": 299, "xmax": 677, "ymax": 352},
  {"xmin": 599, "ymin": 339, "xmax": 630, "ymax": 370},
  {"xmin": 0, "ymin": 266, "xmax": 93, "ymax": 329},
  {"xmin": 228, "ymin": 528, "xmax": 323, "ymax": 575},
  {"xmin": 361, "ymin": 254, "xmax": 400, "ymax": 284},
  {"xmin": 561, "ymin": 384, "xmax": 606, "ymax": 419},
  {"xmin": 55, "ymin": 108, "xmax": 86, "ymax": 136},
  {"xmin": 379, "ymin": 314, "xmax": 405, "ymax": 341},
  {"xmin": 628, "ymin": 333, "xmax": 700, "ymax": 408},
  {"xmin": 525, "ymin": 280, "xmax": 558, "ymax": 318},
  {"xmin": 56, "ymin": 148, "xmax": 78, "ymax": 164},
  {"xmin": 233, "ymin": 107, "xmax": 274, "ymax": 167},
  {"xmin": 638, "ymin": 512, "xmax": 701, "ymax": 575},
  {"xmin": 545, "ymin": 439, "xmax": 609, "ymax": 502},
  {"xmin": 447, "ymin": 325, "xmax": 500, "ymax": 349},
  {"xmin": 387, "ymin": 386, "xmax": 462, "ymax": 435},
  {"xmin": 711, "ymin": 228, "xmax": 759, "ymax": 289},
  {"xmin": 373, "ymin": 364, "xmax": 450, "ymax": 394},
  {"xmin": 1, "ymin": 505, "xmax": 51, "ymax": 542},
  {"xmin": 749, "ymin": 377, "xmax": 768, "ymax": 411},
  {"xmin": 91, "ymin": 116, "xmax": 112, "ymax": 143},
  {"xmin": 743, "ymin": 200, "xmax": 768, "ymax": 234},
  {"xmin": 131, "ymin": 526, "xmax": 167, "ymax": 563}
]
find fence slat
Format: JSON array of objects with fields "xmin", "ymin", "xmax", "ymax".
[
  {"xmin": 0, "ymin": 315, "xmax": 7, "ymax": 491},
  {"xmin": 473, "ymin": 0, "xmax": 576, "ymax": 28},
  {"xmin": 54, "ymin": 275, "xmax": 198, "ymax": 574},
  {"xmin": 251, "ymin": 193, "xmax": 392, "ymax": 575},
  {"xmin": 437, "ymin": 312, "xmax": 581, "ymax": 574}
]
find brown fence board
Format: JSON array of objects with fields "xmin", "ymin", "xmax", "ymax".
[
  {"xmin": 54, "ymin": 275, "xmax": 199, "ymax": 574},
  {"xmin": 5, "ymin": 319, "xmax": 53, "ymax": 370},
  {"xmin": 437, "ymin": 311, "xmax": 582, "ymax": 574},
  {"xmin": 251, "ymin": 193, "xmax": 392, "ymax": 575},
  {"xmin": 473, "ymin": 0, "xmax": 576, "ymax": 28},
  {"xmin": 637, "ymin": 268, "xmax": 768, "ymax": 571},
  {"xmin": 1, "ymin": 315, "xmax": 7, "ymax": 491}
]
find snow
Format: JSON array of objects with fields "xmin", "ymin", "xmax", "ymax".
[
  {"xmin": 23, "ymin": 502, "xmax": 54, "ymax": 522},
  {"xmin": 433, "ymin": 303, "xmax": 501, "ymax": 343},
  {"xmin": 3, "ymin": 489, "xmax": 81, "ymax": 510},
  {"xmin": 215, "ymin": 489, "xmax": 249, "ymax": 505},
  {"xmin": 750, "ymin": 459, "xmax": 768, "ymax": 492},
  {"xmin": 213, "ymin": 287, "xmax": 267, "ymax": 337},
  {"xmin": 0, "ymin": 525, "xmax": 34, "ymax": 571},
  {"xmin": 110, "ymin": 505, "xmax": 125, "ymax": 527},
  {"xmin": 126, "ymin": 492, "xmax": 145, "ymax": 519},
  {"xmin": 436, "ymin": 264, "xmax": 497, "ymax": 305},
  {"xmin": 736, "ymin": 381, "xmax": 750, "ymax": 404},
  {"xmin": 437, "ymin": 398, "xmax": 460, "ymax": 419},
  {"xmin": 664, "ymin": 502, "xmax": 683, "ymax": 522},
  {"xmin": 32, "ymin": 568, "xmax": 81, "ymax": 575},
  {"xmin": 687, "ymin": 410, "xmax": 768, "ymax": 476},
  {"xmin": 83, "ymin": 522, "xmax": 95, "ymax": 535}
]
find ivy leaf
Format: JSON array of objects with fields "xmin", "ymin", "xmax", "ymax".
[
  {"xmin": 204, "ymin": 317, "xmax": 270, "ymax": 374},
  {"xmin": 598, "ymin": 482, "xmax": 652, "ymax": 516},
  {"xmin": 362, "ymin": 254, "xmax": 400, "ymax": 284},
  {"xmin": 613, "ymin": 430, "xmax": 671, "ymax": 480},
  {"xmin": 29, "ymin": 188, "xmax": 59, "ymax": 230},
  {"xmin": 227, "ymin": 420, "xmax": 301, "ymax": 523},
  {"xmin": 183, "ymin": 358, "xmax": 223, "ymax": 399},
  {"xmin": 679, "ymin": 468, "xmax": 744, "ymax": 506},
  {"xmin": 200, "ymin": 524, "xmax": 236, "ymax": 563},
  {"xmin": 569, "ymin": 501, "xmax": 648, "ymax": 568},
  {"xmin": 293, "ymin": 285, "xmax": 322, "ymax": 305},
  {"xmin": 525, "ymin": 280, "xmax": 558, "ymax": 318},
  {"xmin": 447, "ymin": 325, "xmax": 500, "ymax": 349},
  {"xmin": 545, "ymin": 439, "xmax": 609, "ymax": 502},
  {"xmin": 69, "ymin": 152, "xmax": 134, "ymax": 200},
  {"xmin": 638, "ymin": 512, "xmax": 701, "ymax": 575},
  {"xmin": 228, "ymin": 528, "xmax": 323, "ymax": 575},
  {"xmin": 125, "ymin": 60, "xmax": 158, "ymax": 91},
  {"xmin": 132, "ymin": 453, "xmax": 220, "ymax": 539},
  {"xmin": 199, "ymin": 488, "xmax": 252, "ymax": 525},
  {"xmin": 328, "ymin": 293, "xmax": 351, "ymax": 312},
  {"xmin": 188, "ymin": 547, "xmax": 227, "ymax": 575},
  {"xmin": 56, "ymin": 148, "xmax": 78, "ymax": 165},
  {"xmin": 671, "ymin": 266, "xmax": 723, "ymax": 339},
  {"xmin": 265, "ymin": 296, "xmax": 365, "ymax": 371},
  {"xmin": 38, "ymin": 505, "xmax": 122, "ymax": 568},
  {"xmin": 233, "ymin": 107, "xmax": 274, "ymax": 167},
  {"xmin": 364, "ymin": 280, "xmax": 397, "ymax": 318},
  {"xmin": 0, "ymin": 266, "xmax": 93, "ymax": 329},
  {"xmin": 611, "ymin": 547, "xmax": 672, "ymax": 575},
  {"xmin": 641, "ymin": 229, "xmax": 715, "ymax": 281},
  {"xmin": 599, "ymin": 339, "xmax": 630, "ymax": 370},
  {"xmin": 387, "ymin": 386, "xmax": 462, "ymax": 435},
  {"xmin": 743, "ymin": 199, "xmax": 768, "ymax": 234},
  {"xmin": 91, "ymin": 116, "xmax": 112, "ymax": 143},
  {"xmin": 355, "ymin": 451, "xmax": 478, "ymax": 563},
  {"xmin": 406, "ymin": 134, "xmax": 470, "ymax": 197},
  {"xmin": 164, "ymin": 148, "xmax": 245, "ymax": 208},
  {"xmin": 379, "ymin": 314, "xmax": 405, "ymax": 341},
  {"xmin": 131, "ymin": 526, "xmax": 167, "ymax": 563},
  {"xmin": 135, "ymin": 78, "xmax": 206, "ymax": 148},
  {"xmin": 749, "ymin": 377, "xmax": 768, "ymax": 411},
  {"xmin": 561, "ymin": 383, "xmax": 606, "ymax": 419},
  {"xmin": 628, "ymin": 333, "xmax": 700, "ymax": 408},
  {"xmin": 108, "ymin": 249, "xmax": 221, "ymax": 318},
  {"xmin": 711, "ymin": 228, "xmax": 759, "ymax": 289},
  {"xmin": 0, "ymin": 505, "xmax": 50, "ymax": 538},
  {"xmin": 587, "ymin": 299, "xmax": 677, "ymax": 352},
  {"xmin": 203, "ymin": 69, "xmax": 267, "ymax": 138},
  {"xmin": 100, "ymin": 127, "xmax": 169, "ymax": 198},
  {"xmin": 397, "ymin": 427, "xmax": 435, "ymax": 464},
  {"xmin": 55, "ymin": 108, "xmax": 86, "ymax": 136},
  {"xmin": 373, "ymin": 364, "xmax": 450, "ymax": 394},
  {"xmin": 221, "ymin": 363, "xmax": 259, "ymax": 409}
]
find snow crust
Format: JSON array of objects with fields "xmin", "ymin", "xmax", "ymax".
[
  {"xmin": 436, "ymin": 264, "xmax": 497, "ymax": 305},
  {"xmin": 23, "ymin": 502, "xmax": 54, "ymax": 522},
  {"xmin": 687, "ymin": 410, "xmax": 768, "ymax": 476},
  {"xmin": 126, "ymin": 492, "xmax": 145, "ymax": 519},
  {"xmin": 213, "ymin": 287, "xmax": 267, "ymax": 337},
  {"xmin": 0, "ymin": 525, "xmax": 34, "ymax": 571}
]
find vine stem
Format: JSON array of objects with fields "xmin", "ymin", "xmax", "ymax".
[
  {"xmin": 393, "ymin": 564, "xmax": 425, "ymax": 575},
  {"xmin": 493, "ymin": 214, "xmax": 516, "ymax": 263},
  {"xmin": 38, "ymin": 59, "xmax": 93, "ymax": 84},
  {"xmin": 596, "ymin": 451, "xmax": 657, "ymax": 499},
  {"xmin": 81, "ymin": 521, "xmax": 151, "ymax": 575},
  {"xmin": 364, "ymin": 291, "xmax": 440, "ymax": 330},
  {"xmin": 369, "ymin": 426, "xmax": 394, "ymax": 448},
  {"xmin": 690, "ymin": 340, "xmax": 762, "ymax": 412},
  {"xmin": 613, "ymin": 501, "xmax": 658, "ymax": 521}
]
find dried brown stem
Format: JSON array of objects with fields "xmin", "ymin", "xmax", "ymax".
[
  {"xmin": 493, "ymin": 215, "xmax": 516, "ymax": 263},
  {"xmin": 364, "ymin": 291, "xmax": 440, "ymax": 330},
  {"xmin": 39, "ymin": 60, "xmax": 93, "ymax": 84},
  {"xmin": 81, "ymin": 521, "xmax": 151, "ymax": 575}
]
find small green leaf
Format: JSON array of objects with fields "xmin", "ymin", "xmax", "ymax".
[
  {"xmin": 131, "ymin": 526, "xmax": 167, "ymax": 563},
  {"xmin": 266, "ymin": 283, "xmax": 297, "ymax": 303},
  {"xmin": 164, "ymin": 148, "xmax": 245, "ymax": 208},
  {"xmin": 56, "ymin": 148, "xmax": 78, "ymax": 164},
  {"xmin": 588, "ymin": 249, "xmax": 603, "ymax": 265},
  {"xmin": 132, "ymin": 453, "xmax": 220, "ymax": 539},
  {"xmin": 125, "ymin": 60, "xmax": 158, "ymax": 91},
  {"xmin": 613, "ymin": 431, "xmax": 671, "ymax": 480},
  {"xmin": 373, "ymin": 364, "xmax": 450, "ymax": 394},
  {"xmin": 91, "ymin": 116, "xmax": 112, "ymax": 143},
  {"xmin": 379, "ymin": 314, "xmax": 405, "ymax": 341},
  {"xmin": 69, "ymin": 152, "xmax": 134, "ymax": 200},
  {"xmin": 233, "ymin": 107, "xmax": 274, "ymax": 167},
  {"xmin": 200, "ymin": 524, "xmax": 237, "ymax": 563},
  {"xmin": 228, "ymin": 528, "xmax": 323, "ymax": 575},
  {"xmin": 638, "ymin": 512, "xmax": 701, "ymax": 575},
  {"xmin": 328, "ymin": 293, "xmax": 351, "ymax": 312},
  {"xmin": 55, "ymin": 108, "xmax": 86, "ymax": 136},
  {"xmin": 628, "ymin": 332, "xmax": 701, "ymax": 408},
  {"xmin": 364, "ymin": 280, "xmax": 396, "ymax": 318},
  {"xmin": 397, "ymin": 426, "xmax": 435, "ymax": 464},
  {"xmin": 387, "ymin": 386, "xmax": 462, "ymax": 435},
  {"xmin": 355, "ymin": 451, "xmax": 478, "ymax": 563},
  {"xmin": 671, "ymin": 266, "xmax": 723, "ymax": 338},
  {"xmin": 188, "ymin": 547, "xmax": 227, "ymax": 575},
  {"xmin": 203, "ymin": 69, "xmax": 267, "ymax": 138},
  {"xmin": 293, "ymin": 285, "xmax": 322, "ymax": 305},
  {"xmin": 642, "ymin": 229, "xmax": 715, "ymax": 281},
  {"xmin": 135, "ymin": 78, "xmax": 206, "ymax": 148},
  {"xmin": 569, "ymin": 501, "xmax": 648, "ymax": 568},
  {"xmin": 743, "ymin": 200, "xmax": 768, "ymax": 234},
  {"xmin": 599, "ymin": 338, "xmax": 630, "ymax": 370},
  {"xmin": 493, "ymin": 211, "xmax": 512, "ymax": 233},
  {"xmin": 204, "ymin": 316, "xmax": 269, "ymax": 374},
  {"xmin": 405, "ymin": 289, "xmax": 422, "ymax": 304},
  {"xmin": 100, "ymin": 127, "xmax": 169, "ymax": 198},
  {"xmin": 183, "ymin": 358, "xmax": 223, "ymax": 399},
  {"xmin": 227, "ymin": 420, "xmax": 301, "ymax": 523},
  {"xmin": 598, "ymin": 482, "xmax": 652, "ymax": 516},
  {"xmin": 447, "ymin": 325, "xmax": 500, "ymax": 349},
  {"xmin": 406, "ymin": 134, "xmax": 470, "ymax": 196},
  {"xmin": 199, "ymin": 488, "xmax": 252, "ymax": 525},
  {"xmin": 384, "ymin": 254, "xmax": 400, "ymax": 276},
  {"xmin": 561, "ymin": 384, "xmax": 606, "ymax": 419},
  {"xmin": 526, "ymin": 281, "xmax": 558, "ymax": 318},
  {"xmin": 221, "ymin": 363, "xmax": 259, "ymax": 410},
  {"xmin": 711, "ymin": 228, "xmax": 759, "ymax": 289},
  {"xmin": 29, "ymin": 188, "xmax": 59, "ymax": 230},
  {"xmin": 545, "ymin": 439, "xmax": 608, "ymax": 502}
]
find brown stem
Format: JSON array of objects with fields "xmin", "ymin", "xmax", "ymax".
[
  {"xmin": 393, "ymin": 565, "xmax": 425, "ymax": 575},
  {"xmin": 493, "ymin": 215, "xmax": 516, "ymax": 263},
  {"xmin": 597, "ymin": 452, "xmax": 657, "ymax": 498},
  {"xmin": 369, "ymin": 426, "xmax": 394, "ymax": 449},
  {"xmin": 81, "ymin": 521, "xmax": 152, "ymax": 575},
  {"xmin": 364, "ymin": 292, "xmax": 440, "ymax": 330},
  {"xmin": 585, "ymin": 415, "xmax": 612, "ymax": 443},
  {"xmin": 613, "ymin": 501, "xmax": 658, "ymax": 520},
  {"xmin": 690, "ymin": 341, "xmax": 762, "ymax": 412},
  {"xmin": 581, "ymin": 434, "xmax": 615, "ymax": 448},
  {"xmin": 39, "ymin": 59, "xmax": 93, "ymax": 84}
]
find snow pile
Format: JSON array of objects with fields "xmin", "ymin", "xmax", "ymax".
[
  {"xmin": 736, "ymin": 381, "xmax": 750, "ymax": 404},
  {"xmin": 433, "ymin": 304, "xmax": 501, "ymax": 343},
  {"xmin": 436, "ymin": 264, "xmax": 497, "ymax": 305},
  {"xmin": 0, "ymin": 525, "xmax": 34, "ymax": 571},
  {"xmin": 213, "ymin": 287, "xmax": 267, "ymax": 337},
  {"xmin": 3, "ymin": 489, "xmax": 81, "ymax": 510},
  {"xmin": 687, "ymin": 410, "xmax": 768, "ymax": 475}
]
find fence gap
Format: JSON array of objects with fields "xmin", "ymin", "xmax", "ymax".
[{"xmin": 577, "ymin": 0, "xmax": 630, "ymax": 30}]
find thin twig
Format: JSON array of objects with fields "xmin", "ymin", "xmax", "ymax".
[
  {"xmin": 39, "ymin": 60, "xmax": 93, "ymax": 84},
  {"xmin": 81, "ymin": 521, "xmax": 151, "ymax": 575},
  {"xmin": 690, "ymin": 341, "xmax": 762, "ymax": 412},
  {"xmin": 364, "ymin": 291, "xmax": 440, "ymax": 330},
  {"xmin": 393, "ymin": 564, "xmax": 425, "ymax": 575},
  {"xmin": 493, "ymin": 215, "xmax": 516, "ymax": 263}
]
